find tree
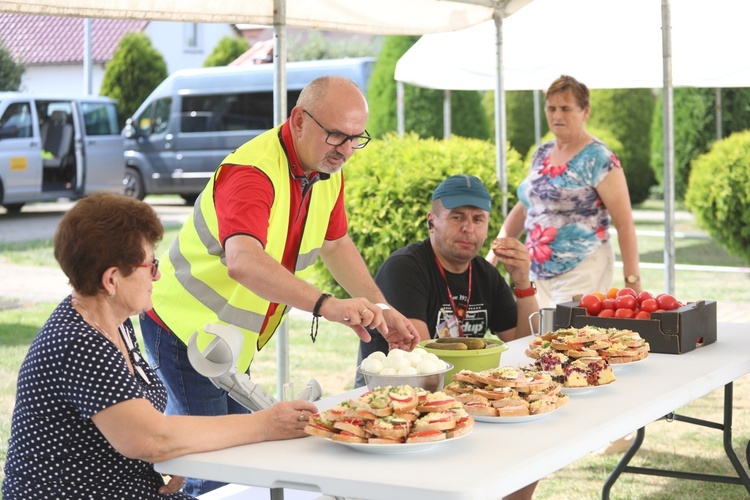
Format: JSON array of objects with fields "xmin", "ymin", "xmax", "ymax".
[
  {"xmin": 203, "ymin": 35, "xmax": 249, "ymax": 67},
  {"xmin": 368, "ymin": 36, "xmax": 489, "ymax": 141},
  {"xmin": 651, "ymin": 87, "xmax": 750, "ymax": 201},
  {"xmin": 588, "ymin": 89, "xmax": 656, "ymax": 205},
  {"xmin": 483, "ymin": 90, "xmax": 549, "ymax": 160},
  {"xmin": 0, "ymin": 41, "xmax": 24, "ymax": 91},
  {"xmin": 288, "ymin": 31, "xmax": 382, "ymax": 61},
  {"xmin": 100, "ymin": 32, "xmax": 168, "ymax": 126}
]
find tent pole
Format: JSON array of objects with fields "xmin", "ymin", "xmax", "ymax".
[
  {"xmin": 715, "ymin": 88, "xmax": 723, "ymax": 140},
  {"xmin": 533, "ymin": 89, "xmax": 541, "ymax": 146},
  {"xmin": 274, "ymin": 0, "xmax": 290, "ymax": 397},
  {"xmin": 494, "ymin": 7, "xmax": 508, "ymax": 218},
  {"xmin": 444, "ymin": 89, "xmax": 452, "ymax": 139},
  {"xmin": 397, "ymin": 81, "xmax": 405, "ymax": 137},
  {"xmin": 661, "ymin": 0, "xmax": 676, "ymax": 295}
]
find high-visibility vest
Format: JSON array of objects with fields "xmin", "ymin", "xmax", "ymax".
[{"xmin": 151, "ymin": 125, "xmax": 342, "ymax": 372}]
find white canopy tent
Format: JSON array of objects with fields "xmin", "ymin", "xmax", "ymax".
[
  {"xmin": 0, "ymin": 0, "xmax": 534, "ymax": 394},
  {"xmin": 395, "ymin": 0, "xmax": 750, "ymax": 294}
]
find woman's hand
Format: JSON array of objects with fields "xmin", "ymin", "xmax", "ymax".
[
  {"xmin": 158, "ymin": 474, "xmax": 185, "ymax": 495},
  {"xmin": 257, "ymin": 401, "xmax": 319, "ymax": 441}
]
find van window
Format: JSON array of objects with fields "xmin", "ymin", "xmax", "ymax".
[
  {"xmin": 81, "ymin": 102, "xmax": 119, "ymax": 136},
  {"xmin": 136, "ymin": 98, "xmax": 172, "ymax": 136},
  {"xmin": 0, "ymin": 102, "xmax": 33, "ymax": 138},
  {"xmin": 180, "ymin": 91, "xmax": 301, "ymax": 134}
]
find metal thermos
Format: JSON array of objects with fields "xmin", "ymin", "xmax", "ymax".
[{"xmin": 529, "ymin": 307, "xmax": 556, "ymax": 336}]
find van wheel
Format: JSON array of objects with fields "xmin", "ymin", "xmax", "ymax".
[
  {"xmin": 180, "ymin": 194, "xmax": 198, "ymax": 206},
  {"xmin": 3, "ymin": 203, "xmax": 24, "ymax": 214},
  {"xmin": 124, "ymin": 166, "xmax": 145, "ymax": 200}
]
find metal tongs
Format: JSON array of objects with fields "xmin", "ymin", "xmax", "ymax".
[{"xmin": 187, "ymin": 323, "xmax": 322, "ymax": 412}]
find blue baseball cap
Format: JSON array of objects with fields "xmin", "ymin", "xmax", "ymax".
[{"xmin": 431, "ymin": 174, "xmax": 492, "ymax": 211}]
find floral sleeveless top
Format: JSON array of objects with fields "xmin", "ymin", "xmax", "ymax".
[{"xmin": 518, "ymin": 138, "xmax": 621, "ymax": 280}]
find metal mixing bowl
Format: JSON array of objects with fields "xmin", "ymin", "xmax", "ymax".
[{"xmin": 356, "ymin": 363, "xmax": 454, "ymax": 392}]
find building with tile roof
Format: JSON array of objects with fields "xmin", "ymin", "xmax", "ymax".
[{"xmin": 0, "ymin": 14, "xmax": 236, "ymax": 95}]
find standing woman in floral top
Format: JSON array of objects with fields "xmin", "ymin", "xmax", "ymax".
[{"xmin": 487, "ymin": 75, "xmax": 641, "ymax": 306}]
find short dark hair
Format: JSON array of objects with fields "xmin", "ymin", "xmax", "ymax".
[
  {"xmin": 54, "ymin": 193, "xmax": 164, "ymax": 296},
  {"xmin": 547, "ymin": 75, "xmax": 589, "ymax": 109}
]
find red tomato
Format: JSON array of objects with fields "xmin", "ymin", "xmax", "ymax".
[
  {"xmin": 656, "ymin": 293, "xmax": 679, "ymax": 311},
  {"xmin": 598, "ymin": 309, "xmax": 615, "ymax": 318},
  {"xmin": 616, "ymin": 287, "xmax": 637, "ymax": 298},
  {"xmin": 614, "ymin": 308, "xmax": 635, "ymax": 319},
  {"xmin": 635, "ymin": 310, "xmax": 651, "ymax": 320},
  {"xmin": 615, "ymin": 295, "xmax": 637, "ymax": 310},
  {"xmin": 601, "ymin": 298, "xmax": 617, "ymax": 310},
  {"xmin": 640, "ymin": 298, "xmax": 658, "ymax": 313},
  {"xmin": 636, "ymin": 290, "xmax": 655, "ymax": 304},
  {"xmin": 579, "ymin": 294, "xmax": 602, "ymax": 316}
]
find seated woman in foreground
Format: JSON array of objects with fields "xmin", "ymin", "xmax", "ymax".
[{"xmin": 2, "ymin": 193, "xmax": 316, "ymax": 499}]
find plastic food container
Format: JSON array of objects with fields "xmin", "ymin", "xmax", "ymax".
[
  {"xmin": 357, "ymin": 362, "xmax": 454, "ymax": 393},
  {"xmin": 419, "ymin": 338, "xmax": 509, "ymax": 383}
]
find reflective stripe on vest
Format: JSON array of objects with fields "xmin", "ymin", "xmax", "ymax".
[{"xmin": 151, "ymin": 125, "xmax": 342, "ymax": 372}]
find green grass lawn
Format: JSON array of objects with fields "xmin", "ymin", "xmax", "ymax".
[{"xmin": 1, "ymin": 200, "xmax": 750, "ymax": 498}]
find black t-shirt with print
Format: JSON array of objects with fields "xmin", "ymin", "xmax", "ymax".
[{"xmin": 358, "ymin": 238, "xmax": 517, "ymax": 362}]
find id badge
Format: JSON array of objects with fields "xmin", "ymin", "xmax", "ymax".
[{"xmin": 436, "ymin": 314, "xmax": 461, "ymax": 338}]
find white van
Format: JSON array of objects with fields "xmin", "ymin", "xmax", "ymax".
[
  {"xmin": 122, "ymin": 57, "xmax": 375, "ymax": 203},
  {"xmin": 0, "ymin": 93, "xmax": 125, "ymax": 213}
]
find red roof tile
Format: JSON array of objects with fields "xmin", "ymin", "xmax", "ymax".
[{"xmin": 0, "ymin": 14, "xmax": 148, "ymax": 65}]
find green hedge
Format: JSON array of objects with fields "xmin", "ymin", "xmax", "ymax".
[
  {"xmin": 306, "ymin": 133, "xmax": 525, "ymax": 297},
  {"xmin": 685, "ymin": 131, "xmax": 750, "ymax": 264}
]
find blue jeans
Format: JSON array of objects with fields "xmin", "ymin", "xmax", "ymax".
[{"xmin": 140, "ymin": 313, "xmax": 248, "ymax": 497}]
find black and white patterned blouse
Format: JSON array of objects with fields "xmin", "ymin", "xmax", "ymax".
[{"xmin": 2, "ymin": 296, "xmax": 193, "ymax": 499}]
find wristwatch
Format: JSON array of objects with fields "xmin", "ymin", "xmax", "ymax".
[
  {"xmin": 625, "ymin": 274, "xmax": 641, "ymax": 285},
  {"xmin": 513, "ymin": 281, "xmax": 537, "ymax": 298}
]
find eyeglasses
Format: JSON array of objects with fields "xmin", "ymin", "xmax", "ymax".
[
  {"xmin": 303, "ymin": 110, "xmax": 371, "ymax": 149},
  {"xmin": 136, "ymin": 257, "xmax": 159, "ymax": 278}
]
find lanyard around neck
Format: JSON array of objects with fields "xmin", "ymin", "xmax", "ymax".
[{"xmin": 434, "ymin": 256, "xmax": 472, "ymax": 337}]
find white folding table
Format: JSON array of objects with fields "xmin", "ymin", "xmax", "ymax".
[{"xmin": 156, "ymin": 322, "xmax": 750, "ymax": 500}]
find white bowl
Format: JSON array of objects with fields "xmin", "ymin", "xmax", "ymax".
[{"xmin": 356, "ymin": 363, "xmax": 454, "ymax": 392}]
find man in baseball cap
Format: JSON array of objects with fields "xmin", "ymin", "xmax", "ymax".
[{"xmin": 356, "ymin": 171, "xmax": 537, "ymax": 375}]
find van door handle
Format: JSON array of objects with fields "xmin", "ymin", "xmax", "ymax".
[
  {"xmin": 30, "ymin": 141, "xmax": 39, "ymax": 147},
  {"xmin": 164, "ymin": 133, "xmax": 173, "ymax": 150}
]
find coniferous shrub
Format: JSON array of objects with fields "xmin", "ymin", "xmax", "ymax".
[
  {"xmin": 305, "ymin": 134, "xmax": 524, "ymax": 297},
  {"xmin": 0, "ymin": 41, "xmax": 24, "ymax": 91},
  {"xmin": 685, "ymin": 131, "xmax": 750, "ymax": 264},
  {"xmin": 100, "ymin": 33, "xmax": 167, "ymax": 127},
  {"xmin": 203, "ymin": 35, "xmax": 249, "ymax": 67}
]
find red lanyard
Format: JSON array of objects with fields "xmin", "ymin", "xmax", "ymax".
[{"xmin": 434, "ymin": 256, "xmax": 472, "ymax": 337}]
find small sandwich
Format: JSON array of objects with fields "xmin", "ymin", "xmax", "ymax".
[
  {"xmin": 462, "ymin": 399, "xmax": 497, "ymax": 417},
  {"xmin": 413, "ymin": 411, "xmax": 457, "ymax": 432},
  {"xmin": 495, "ymin": 403, "xmax": 530, "ymax": 417},
  {"xmin": 416, "ymin": 391, "xmax": 459, "ymax": 413},
  {"xmin": 406, "ymin": 429, "xmax": 447, "ymax": 443},
  {"xmin": 331, "ymin": 417, "xmax": 367, "ymax": 443},
  {"xmin": 326, "ymin": 401, "xmax": 359, "ymax": 421},
  {"xmin": 304, "ymin": 411, "xmax": 337, "ymax": 438},
  {"xmin": 529, "ymin": 399, "xmax": 557, "ymax": 415},
  {"xmin": 490, "ymin": 239, "xmax": 509, "ymax": 251},
  {"xmin": 455, "ymin": 393, "xmax": 490, "ymax": 406},
  {"xmin": 388, "ymin": 385, "xmax": 419, "ymax": 414},
  {"xmin": 473, "ymin": 385, "xmax": 516, "ymax": 400},
  {"xmin": 354, "ymin": 388, "xmax": 393, "ymax": 418},
  {"xmin": 443, "ymin": 380, "xmax": 478, "ymax": 395},
  {"xmin": 474, "ymin": 366, "xmax": 527, "ymax": 388},
  {"xmin": 452, "ymin": 369, "xmax": 484, "ymax": 386},
  {"xmin": 365, "ymin": 415, "xmax": 412, "ymax": 440},
  {"xmin": 490, "ymin": 395, "xmax": 530, "ymax": 410},
  {"xmin": 446, "ymin": 407, "xmax": 475, "ymax": 438}
]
